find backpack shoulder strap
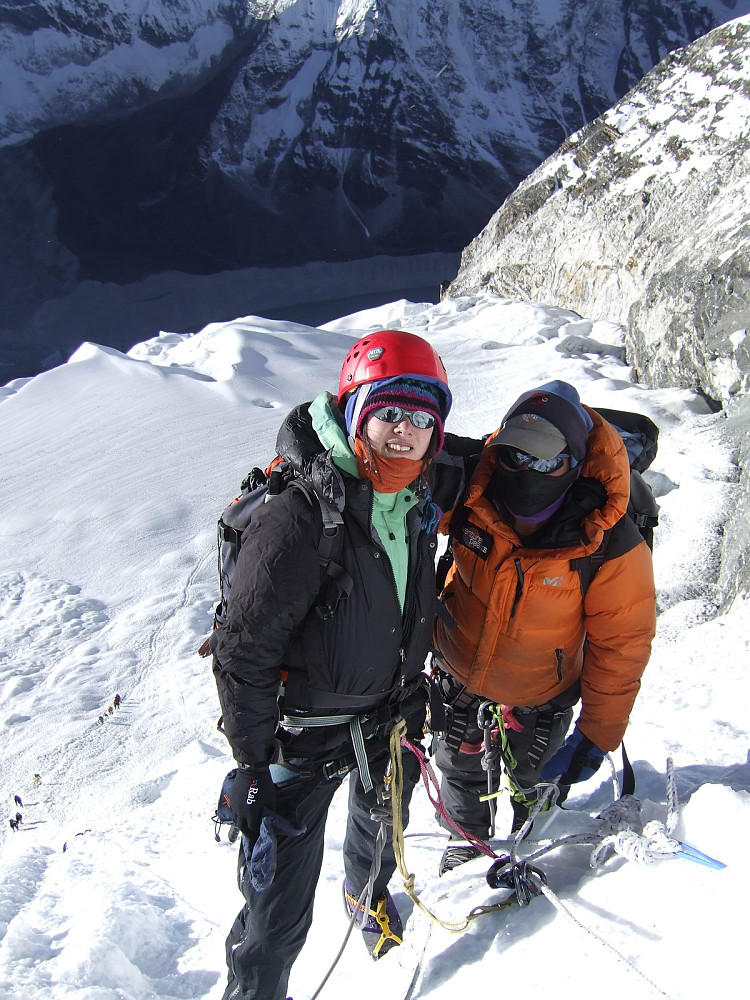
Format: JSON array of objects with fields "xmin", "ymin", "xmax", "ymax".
[
  {"xmin": 571, "ymin": 528, "xmax": 613, "ymax": 598},
  {"xmin": 288, "ymin": 479, "xmax": 343, "ymax": 546},
  {"xmin": 571, "ymin": 504, "xmax": 649, "ymax": 597},
  {"xmin": 436, "ymin": 502, "xmax": 470, "ymax": 594},
  {"xmin": 313, "ymin": 489, "xmax": 352, "ymax": 601},
  {"xmin": 628, "ymin": 468, "xmax": 660, "ymax": 545},
  {"xmin": 288, "ymin": 479, "xmax": 352, "ymax": 613}
]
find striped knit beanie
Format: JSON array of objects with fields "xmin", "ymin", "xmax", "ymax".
[{"xmin": 350, "ymin": 377, "xmax": 447, "ymax": 453}]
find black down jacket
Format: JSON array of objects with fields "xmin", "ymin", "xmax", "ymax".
[{"xmin": 211, "ymin": 402, "xmax": 440, "ymax": 767}]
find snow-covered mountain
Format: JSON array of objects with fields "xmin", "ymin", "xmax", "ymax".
[
  {"xmin": 446, "ymin": 14, "xmax": 750, "ymax": 401},
  {"xmin": 2, "ymin": 0, "xmax": 749, "ymax": 379},
  {"xmin": 445, "ymin": 13, "xmax": 750, "ymax": 609}
]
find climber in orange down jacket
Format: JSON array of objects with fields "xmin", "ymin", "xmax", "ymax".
[{"xmin": 432, "ymin": 380, "xmax": 656, "ymax": 874}]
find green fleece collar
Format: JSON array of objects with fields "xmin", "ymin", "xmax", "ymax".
[
  {"xmin": 309, "ymin": 392, "xmax": 417, "ymax": 609},
  {"xmin": 309, "ymin": 392, "xmax": 360, "ymax": 478}
]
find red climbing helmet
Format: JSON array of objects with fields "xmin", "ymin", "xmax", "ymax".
[{"xmin": 338, "ymin": 330, "xmax": 451, "ymax": 414}]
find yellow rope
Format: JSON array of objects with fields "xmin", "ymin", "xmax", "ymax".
[{"xmin": 388, "ymin": 720, "xmax": 512, "ymax": 933}]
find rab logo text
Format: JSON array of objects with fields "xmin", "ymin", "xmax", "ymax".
[{"xmin": 246, "ymin": 779, "xmax": 260, "ymax": 806}]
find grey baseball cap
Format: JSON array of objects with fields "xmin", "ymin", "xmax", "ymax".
[
  {"xmin": 493, "ymin": 414, "xmax": 567, "ymax": 460},
  {"xmin": 491, "ymin": 381, "xmax": 593, "ymax": 462}
]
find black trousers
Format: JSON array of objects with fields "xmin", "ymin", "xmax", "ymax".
[
  {"xmin": 435, "ymin": 704, "xmax": 574, "ymax": 838},
  {"xmin": 221, "ymin": 742, "xmax": 421, "ymax": 1000}
]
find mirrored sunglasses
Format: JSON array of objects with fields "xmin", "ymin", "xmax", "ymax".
[
  {"xmin": 370, "ymin": 405, "xmax": 437, "ymax": 430},
  {"xmin": 497, "ymin": 445, "xmax": 569, "ymax": 474}
]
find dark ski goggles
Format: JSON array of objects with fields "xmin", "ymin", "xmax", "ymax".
[
  {"xmin": 497, "ymin": 444, "xmax": 570, "ymax": 474},
  {"xmin": 370, "ymin": 405, "xmax": 437, "ymax": 429}
]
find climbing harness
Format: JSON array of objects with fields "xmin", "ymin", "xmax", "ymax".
[
  {"xmin": 280, "ymin": 711, "xmax": 377, "ymax": 791},
  {"xmin": 468, "ymin": 696, "xmax": 576, "ymax": 823},
  {"xmin": 307, "ymin": 715, "xmax": 726, "ymax": 1000}
]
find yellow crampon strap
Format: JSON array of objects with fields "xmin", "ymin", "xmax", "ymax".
[
  {"xmin": 388, "ymin": 719, "xmax": 513, "ymax": 934},
  {"xmin": 343, "ymin": 887, "xmax": 403, "ymax": 957}
]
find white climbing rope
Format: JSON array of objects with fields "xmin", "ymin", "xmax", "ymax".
[
  {"xmin": 590, "ymin": 757, "xmax": 682, "ymax": 868},
  {"xmin": 665, "ymin": 756, "xmax": 679, "ymax": 832},
  {"xmin": 506, "ymin": 758, "xmax": 686, "ymax": 1000},
  {"xmin": 591, "ymin": 820, "xmax": 682, "ymax": 867},
  {"xmin": 538, "ymin": 879, "xmax": 679, "ymax": 1000}
]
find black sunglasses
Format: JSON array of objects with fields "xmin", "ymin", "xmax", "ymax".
[
  {"xmin": 497, "ymin": 445, "xmax": 570, "ymax": 474},
  {"xmin": 370, "ymin": 405, "xmax": 437, "ymax": 430}
]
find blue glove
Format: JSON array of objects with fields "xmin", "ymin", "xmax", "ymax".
[
  {"xmin": 230, "ymin": 766, "xmax": 276, "ymax": 844},
  {"xmin": 243, "ymin": 809, "xmax": 306, "ymax": 892},
  {"xmin": 540, "ymin": 725, "xmax": 606, "ymax": 785}
]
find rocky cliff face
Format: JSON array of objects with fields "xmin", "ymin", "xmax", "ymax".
[
  {"xmin": 447, "ymin": 16, "xmax": 750, "ymax": 405},
  {"xmin": 445, "ymin": 14, "xmax": 750, "ymax": 606},
  {"xmin": 1, "ymin": 0, "xmax": 747, "ymax": 362}
]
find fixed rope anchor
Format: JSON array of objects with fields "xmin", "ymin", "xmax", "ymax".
[
  {"xmin": 486, "ymin": 857, "xmax": 548, "ymax": 907},
  {"xmin": 673, "ymin": 841, "xmax": 726, "ymax": 869}
]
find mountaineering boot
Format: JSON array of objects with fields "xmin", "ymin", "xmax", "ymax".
[
  {"xmin": 438, "ymin": 839, "xmax": 483, "ymax": 876},
  {"xmin": 343, "ymin": 880, "xmax": 403, "ymax": 959}
]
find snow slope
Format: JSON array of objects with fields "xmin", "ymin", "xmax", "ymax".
[{"xmin": 0, "ymin": 292, "xmax": 747, "ymax": 1000}]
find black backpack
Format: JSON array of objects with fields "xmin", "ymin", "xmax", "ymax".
[
  {"xmin": 572, "ymin": 407, "xmax": 660, "ymax": 594},
  {"xmin": 595, "ymin": 410, "xmax": 660, "ymax": 523},
  {"xmin": 199, "ymin": 461, "xmax": 351, "ymax": 654},
  {"xmin": 211, "ymin": 767, "xmax": 239, "ymax": 842},
  {"xmin": 436, "ymin": 407, "xmax": 660, "ymax": 596}
]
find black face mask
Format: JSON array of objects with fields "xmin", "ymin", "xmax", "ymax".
[{"xmin": 490, "ymin": 464, "xmax": 580, "ymax": 520}]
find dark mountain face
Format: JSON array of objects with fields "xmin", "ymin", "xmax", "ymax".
[{"xmin": 1, "ymin": 0, "xmax": 748, "ymax": 376}]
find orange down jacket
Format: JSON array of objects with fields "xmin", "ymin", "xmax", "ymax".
[{"xmin": 433, "ymin": 407, "xmax": 656, "ymax": 751}]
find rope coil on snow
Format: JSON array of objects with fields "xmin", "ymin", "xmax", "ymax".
[
  {"xmin": 590, "ymin": 757, "xmax": 682, "ymax": 868},
  {"xmin": 591, "ymin": 820, "xmax": 682, "ymax": 867}
]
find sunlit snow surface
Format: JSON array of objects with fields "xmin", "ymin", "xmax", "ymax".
[{"xmin": 1, "ymin": 292, "xmax": 747, "ymax": 1000}]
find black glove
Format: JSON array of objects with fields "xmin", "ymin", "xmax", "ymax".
[
  {"xmin": 230, "ymin": 766, "xmax": 276, "ymax": 846},
  {"xmin": 540, "ymin": 725, "xmax": 606, "ymax": 786}
]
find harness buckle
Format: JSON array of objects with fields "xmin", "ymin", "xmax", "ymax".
[{"xmin": 322, "ymin": 757, "xmax": 355, "ymax": 781}]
